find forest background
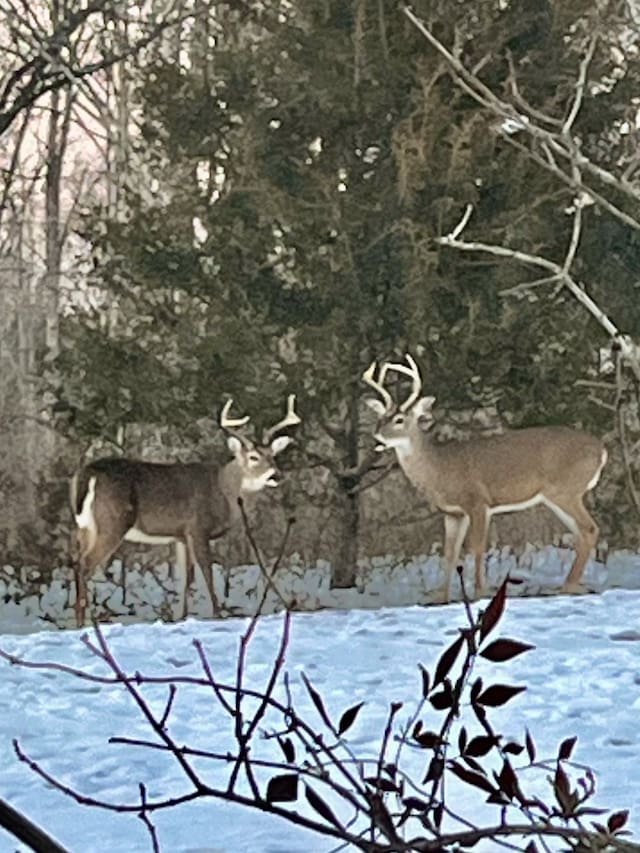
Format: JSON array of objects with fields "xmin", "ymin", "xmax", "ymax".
[{"xmin": 2, "ymin": 0, "xmax": 640, "ymax": 597}]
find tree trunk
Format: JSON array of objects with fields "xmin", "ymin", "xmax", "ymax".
[
  {"xmin": 330, "ymin": 382, "xmax": 361, "ymax": 589},
  {"xmin": 331, "ymin": 477, "xmax": 361, "ymax": 589},
  {"xmin": 43, "ymin": 85, "xmax": 66, "ymax": 361}
]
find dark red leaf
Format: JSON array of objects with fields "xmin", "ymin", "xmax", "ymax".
[
  {"xmin": 414, "ymin": 730, "xmax": 442, "ymax": 749},
  {"xmin": 525, "ymin": 729, "xmax": 536, "ymax": 764},
  {"xmin": 430, "ymin": 679, "xmax": 454, "ymax": 710},
  {"xmin": 419, "ymin": 664, "xmax": 430, "ymax": 698},
  {"xmin": 554, "ymin": 764, "xmax": 575, "ymax": 814},
  {"xmin": 364, "ymin": 776, "xmax": 399, "ymax": 793},
  {"xmin": 503, "ymin": 741, "xmax": 524, "ymax": 756},
  {"xmin": 423, "ymin": 756, "xmax": 444, "ymax": 784},
  {"xmin": 305, "ymin": 784, "xmax": 343, "ymax": 829},
  {"xmin": 448, "ymin": 760, "xmax": 495, "ymax": 794},
  {"xmin": 477, "ymin": 684, "xmax": 526, "ymax": 707},
  {"xmin": 470, "ymin": 677, "xmax": 483, "ymax": 703},
  {"xmin": 465, "ymin": 735, "xmax": 498, "ymax": 758},
  {"xmin": 266, "ymin": 773, "xmax": 298, "ymax": 803},
  {"xmin": 277, "ymin": 736, "xmax": 295, "ymax": 764},
  {"xmin": 434, "ymin": 634, "xmax": 464, "ymax": 685},
  {"xmin": 496, "ymin": 759, "xmax": 521, "ymax": 801},
  {"xmin": 555, "ymin": 764, "xmax": 570, "ymax": 797},
  {"xmin": 480, "ymin": 638, "xmax": 535, "ymax": 662},
  {"xmin": 486, "ymin": 791, "xmax": 510, "ymax": 805},
  {"xmin": 458, "ymin": 726, "xmax": 467, "ymax": 755},
  {"xmin": 463, "ymin": 755, "xmax": 485, "ymax": 774},
  {"xmin": 608, "ymin": 810, "xmax": 629, "ymax": 834},
  {"xmin": 338, "ymin": 701, "xmax": 364, "ymax": 736},
  {"xmin": 471, "ymin": 701, "xmax": 487, "ymax": 724},
  {"xmin": 525, "ymin": 841, "xmax": 539, "ymax": 853},
  {"xmin": 301, "ymin": 673, "xmax": 333, "ymax": 732},
  {"xmin": 433, "ymin": 803, "xmax": 443, "ymax": 828},
  {"xmin": 558, "ymin": 735, "xmax": 577, "ymax": 762},
  {"xmin": 479, "ymin": 579, "xmax": 508, "ymax": 642},
  {"xmin": 403, "ymin": 796, "xmax": 429, "ymax": 812}
]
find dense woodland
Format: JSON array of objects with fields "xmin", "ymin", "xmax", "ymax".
[{"xmin": 2, "ymin": 0, "xmax": 640, "ymax": 590}]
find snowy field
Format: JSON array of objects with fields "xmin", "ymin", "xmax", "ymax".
[{"xmin": 0, "ymin": 549, "xmax": 639, "ymax": 852}]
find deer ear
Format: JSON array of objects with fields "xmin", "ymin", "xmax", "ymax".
[
  {"xmin": 227, "ymin": 435, "xmax": 243, "ymax": 456},
  {"xmin": 413, "ymin": 396, "xmax": 436, "ymax": 418},
  {"xmin": 270, "ymin": 435, "xmax": 293, "ymax": 455},
  {"xmin": 364, "ymin": 398, "xmax": 387, "ymax": 416}
]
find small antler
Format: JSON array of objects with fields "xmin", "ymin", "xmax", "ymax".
[
  {"xmin": 263, "ymin": 394, "xmax": 302, "ymax": 444},
  {"xmin": 362, "ymin": 361, "xmax": 394, "ymax": 413},
  {"xmin": 384, "ymin": 353, "xmax": 423, "ymax": 412},
  {"xmin": 220, "ymin": 398, "xmax": 251, "ymax": 430}
]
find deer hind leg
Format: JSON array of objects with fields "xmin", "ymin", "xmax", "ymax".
[
  {"xmin": 542, "ymin": 495, "xmax": 599, "ymax": 593},
  {"xmin": 441, "ymin": 513, "xmax": 469, "ymax": 603},
  {"xmin": 74, "ymin": 527, "xmax": 128, "ymax": 627},
  {"xmin": 465, "ymin": 505, "xmax": 490, "ymax": 600}
]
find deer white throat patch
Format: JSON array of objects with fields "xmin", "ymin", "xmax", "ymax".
[{"xmin": 242, "ymin": 469, "xmax": 278, "ymax": 491}]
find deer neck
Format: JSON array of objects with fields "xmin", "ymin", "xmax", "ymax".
[
  {"xmin": 218, "ymin": 460, "xmax": 246, "ymax": 524},
  {"xmin": 394, "ymin": 432, "xmax": 441, "ymax": 501}
]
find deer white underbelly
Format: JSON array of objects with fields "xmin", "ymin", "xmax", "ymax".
[
  {"xmin": 124, "ymin": 528, "xmax": 177, "ymax": 546},
  {"xmin": 488, "ymin": 494, "xmax": 543, "ymax": 517},
  {"xmin": 440, "ymin": 494, "xmax": 543, "ymax": 518}
]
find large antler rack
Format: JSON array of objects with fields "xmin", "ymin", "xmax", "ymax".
[
  {"xmin": 384, "ymin": 353, "xmax": 423, "ymax": 412},
  {"xmin": 262, "ymin": 394, "xmax": 302, "ymax": 445},
  {"xmin": 220, "ymin": 399, "xmax": 253, "ymax": 447},
  {"xmin": 361, "ymin": 362, "xmax": 394, "ymax": 413},
  {"xmin": 362, "ymin": 353, "xmax": 423, "ymax": 413}
]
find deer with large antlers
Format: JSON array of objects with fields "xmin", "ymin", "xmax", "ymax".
[
  {"xmin": 363, "ymin": 354, "xmax": 607, "ymax": 601},
  {"xmin": 70, "ymin": 395, "xmax": 301, "ymax": 626}
]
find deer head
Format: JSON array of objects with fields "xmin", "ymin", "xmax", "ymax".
[
  {"xmin": 220, "ymin": 394, "xmax": 301, "ymax": 491},
  {"xmin": 362, "ymin": 354, "xmax": 435, "ymax": 454}
]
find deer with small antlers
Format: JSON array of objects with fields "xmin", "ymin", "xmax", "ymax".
[
  {"xmin": 362, "ymin": 354, "xmax": 607, "ymax": 601},
  {"xmin": 70, "ymin": 395, "xmax": 301, "ymax": 626}
]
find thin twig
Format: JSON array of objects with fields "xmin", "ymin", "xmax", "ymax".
[
  {"xmin": 563, "ymin": 34, "xmax": 598, "ymax": 134},
  {"xmin": 192, "ymin": 639, "xmax": 235, "ymax": 715}
]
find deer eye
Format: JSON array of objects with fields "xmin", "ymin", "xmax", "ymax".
[
  {"xmin": 393, "ymin": 413, "xmax": 405, "ymax": 426},
  {"xmin": 247, "ymin": 452, "xmax": 261, "ymax": 464}
]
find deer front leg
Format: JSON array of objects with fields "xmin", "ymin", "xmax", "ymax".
[
  {"xmin": 441, "ymin": 513, "xmax": 469, "ymax": 603},
  {"xmin": 187, "ymin": 531, "xmax": 219, "ymax": 618},
  {"xmin": 466, "ymin": 505, "xmax": 490, "ymax": 600}
]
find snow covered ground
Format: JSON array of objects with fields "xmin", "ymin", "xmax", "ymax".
[{"xmin": 0, "ymin": 550, "xmax": 639, "ymax": 852}]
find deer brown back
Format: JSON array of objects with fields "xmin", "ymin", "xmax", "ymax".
[
  {"xmin": 76, "ymin": 458, "xmax": 230, "ymax": 539},
  {"xmin": 400, "ymin": 427, "xmax": 605, "ymax": 510}
]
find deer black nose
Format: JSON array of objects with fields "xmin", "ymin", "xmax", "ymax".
[{"xmin": 269, "ymin": 470, "xmax": 283, "ymax": 485}]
